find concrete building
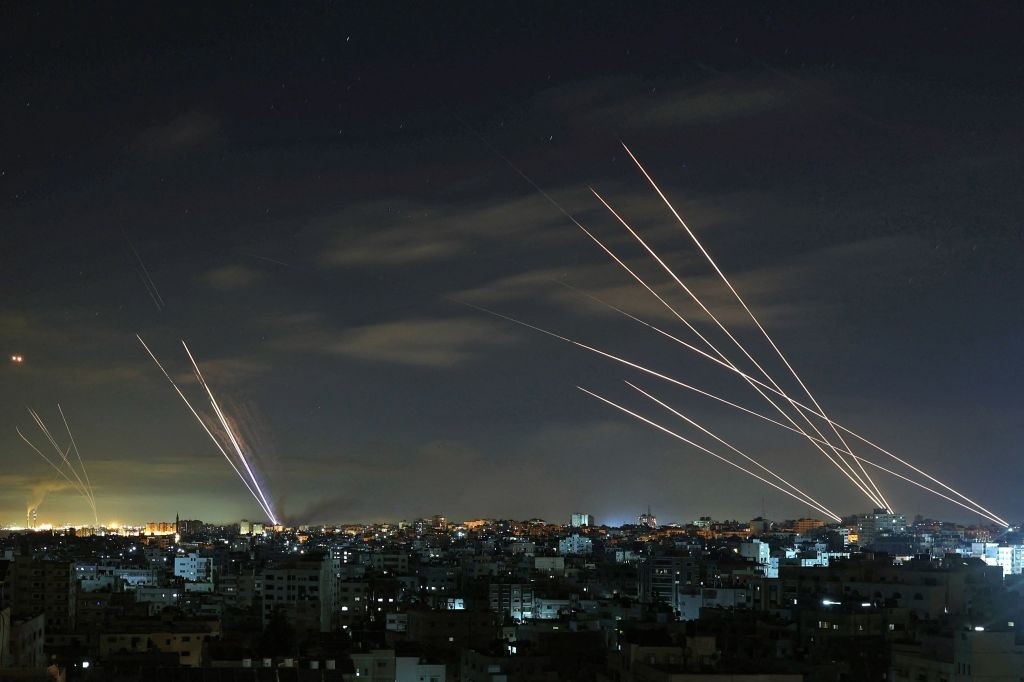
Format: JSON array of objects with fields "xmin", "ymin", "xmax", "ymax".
[
  {"xmin": 571, "ymin": 514, "xmax": 595, "ymax": 528},
  {"xmin": 558, "ymin": 534, "xmax": 593, "ymax": 556},
  {"xmin": 891, "ymin": 630, "xmax": 1024, "ymax": 682},
  {"xmin": 792, "ymin": 518, "xmax": 825, "ymax": 535},
  {"xmin": 857, "ymin": 509, "xmax": 907, "ymax": 547},
  {"xmin": 9, "ymin": 557, "xmax": 75, "ymax": 634},
  {"xmin": 489, "ymin": 583, "xmax": 535, "ymax": 621},
  {"xmin": 173, "ymin": 552, "xmax": 213, "ymax": 582},
  {"xmin": 98, "ymin": 618, "xmax": 220, "ymax": 667},
  {"xmin": 261, "ymin": 556, "xmax": 335, "ymax": 633}
]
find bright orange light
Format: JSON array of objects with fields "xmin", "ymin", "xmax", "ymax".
[{"xmin": 11, "ymin": 355, "xmax": 23, "ymax": 363}]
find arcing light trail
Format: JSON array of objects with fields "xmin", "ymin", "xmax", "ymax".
[
  {"xmin": 137, "ymin": 335, "xmax": 278, "ymax": 524},
  {"xmin": 590, "ymin": 187, "xmax": 889, "ymax": 511},
  {"xmin": 624, "ymin": 381, "xmax": 840, "ymax": 522},
  {"xmin": 578, "ymin": 386, "xmax": 842, "ymax": 521},
  {"xmin": 621, "ymin": 142, "xmax": 890, "ymax": 511},
  {"xmin": 180, "ymin": 340, "xmax": 277, "ymax": 525},
  {"xmin": 125, "ymin": 235, "xmax": 165, "ymax": 312},
  {"xmin": 459, "ymin": 300, "xmax": 1006, "ymax": 527},
  {"xmin": 555, "ymin": 281, "xmax": 1008, "ymax": 526},
  {"xmin": 16, "ymin": 407, "xmax": 98, "ymax": 525},
  {"xmin": 469, "ymin": 132, "xmax": 1004, "ymax": 526},
  {"xmin": 570, "ymin": 206, "xmax": 887, "ymax": 509}
]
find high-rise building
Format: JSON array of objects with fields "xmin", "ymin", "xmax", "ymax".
[
  {"xmin": 489, "ymin": 583, "xmax": 535, "ymax": 621},
  {"xmin": 9, "ymin": 557, "xmax": 76, "ymax": 634},
  {"xmin": 570, "ymin": 513, "xmax": 595, "ymax": 528},
  {"xmin": 260, "ymin": 555, "xmax": 335, "ymax": 633},
  {"xmin": 857, "ymin": 509, "xmax": 907, "ymax": 547}
]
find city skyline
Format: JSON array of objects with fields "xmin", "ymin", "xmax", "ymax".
[{"xmin": 3, "ymin": 5, "xmax": 1023, "ymax": 526}]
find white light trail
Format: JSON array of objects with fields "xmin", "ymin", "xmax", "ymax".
[
  {"xmin": 620, "ymin": 143, "xmax": 890, "ymax": 510},
  {"xmin": 17, "ymin": 408, "xmax": 98, "ymax": 525},
  {"xmin": 137, "ymin": 335, "xmax": 276, "ymax": 522},
  {"xmin": 625, "ymin": 381, "xmax": 841, "ymax": 522},
  {"xmin": 590, "ymin": 186, "xmax": 887, "ymax": 510},
  {"xmin": 579, "ymin": 386, "xmax": 844, "ymax": 520},
  {"xmin": 562, "ymin": 282, "xmax": 1007, "ymax": 525},
  {"xmin": 180, "ymin": 340, "xmax": 278, "ymax": 525},
  {"xmin": 58, "ymin": 404, "xmax": 94, "ymax": 508},
  {"xmin": 543, "ymin": 217, "xmax": 885, "ymax": 507},
  {"xmin": 461, "ymin": 301, "xmax": 1005, "ymax": 526},
  {"xmin": 629, "ymin": 376, "xmax": 1008, "ymax": 527},
  {"xmin": 27, "ymin": 408, "xmax": 94, "ymax": 509}
]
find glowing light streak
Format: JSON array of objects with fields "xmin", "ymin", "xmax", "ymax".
[
  {"xmin": 620, "ymin": 143, "xmax": 890, "ymax": 510},
  {"xmin": 578, "ymin": 386, "xmax": 845, "ymax": 519},
  {"xmin": 631, "ymin": 378, "xmax": 1007, "ymax": 526},
  {"xmin": 58, "ymin": 405, "xmax": 94, "ymax": 507},
  {"xmin": 559, "ymin": 282, "xmax": 1006, "ymax": 525},
  {"xmin": 591, "ymin": 187, "xmax": 886, "ymax": 509},
  {"xmin": 136, "ymin": 335, "xmax": 275, "ymax": 522},
  {"xmin": 625, "ymin": 381, "xmax": 841, "ymax": 522},
  {"xmin": 180, "ymin": 340, "xmax": 278, "ymax": 525},
  {"xmin": 26, "ymin": 408, "xmax": 94, "ymax": 510},
  {"xmin": 460, "ymin": 299, "xmax": 885, "ymax": 506},
  {"xmin": 16, "ymin": 415, "xmax": 98, "ymax": 525}
]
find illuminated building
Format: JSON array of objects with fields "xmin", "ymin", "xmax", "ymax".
[
  {"xmin": 143, "ymin": 521, "xmax": 176, "ymax": 536},
  {"xmin": 793, "ymin": 518, "xmax": 826, "ymax": 535},
  {"xmin": 638, "ymin": 508, "xmax": 658, "ymax": 529},
  {"xmin": 489, "ymin": 583, "xmax": 535, "ymax": 621},
  {"xmin": 857, "ymin": 509, "xmax": 907, "ymax": 547},
  {"xmin": 173, "ymin": 552, "xmax": 213, "ymax": 582},
  {"xmin": 558, "ymin": 534, "xmax": 593, "ymax": 555},
  {"xmin": 571, "ymin": 513, "xmax": 595, "ymax": 528}
]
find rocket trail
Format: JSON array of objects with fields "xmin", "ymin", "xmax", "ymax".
[
  {"xmin": 461, "ymin": 300, "xmax": 1004, "ymax": 526},
  {"xmin": 852, "ymin": 456, "xmax": 1008, "ymax": 526},
  {"xmin": 454, "ymin": 126, "xmax": 882, "ymax": 504},
  {"xmin": 624, "ymin": 381, "xmax": 841, "ymax": 522},
  {"xmin": 538, "ymin": 216, "xmax": 884, "ymax": 507},
  {"xmin": 27, "ymin": 408, "xmax": 93, "ymax": 509},
  {"xmin": 17, "ymin": 428, "xmax": 88, "ymax": 496},
  {"xmin": 126, "ymin": 236, "xmax": 165, "ymax": 311},
  {"xmin": 552, "ymin": 251, "xmax": 884, "ymax": 507},
  {"xmin": 180, "ymin": 340, "xmax": 278, "ymax": 525},
  {"xmin": 17, "ymin": 421, "xmax": 98, "ymax": 524},
  {"xmin": 459, "ymin": 298, "xmax": 883, "ymax": 503},
  {"xmin": 620, "ymin": 143, "xmax": 890, "ymax": 511},
  {"xmin": 136, "ymin": 335, "xmax": 275, "ymax": 521},
  {"xmin": 578, "ymin": 386, "xmax": 845, "ymax": 520},
  {"xmin": 590, "ymin": 187, "xmax": 887, "ymax": 510},
  {"xmin": 556, "ymin": 280, "xmax": 1007, "ymax": 525},
  {"xmin": 631, "ymin": 378, "xmax": 1007, "ymax": 526},
  {"xmin": 58, "ymin": 404, "xmax": 94, "ymax": 506}
]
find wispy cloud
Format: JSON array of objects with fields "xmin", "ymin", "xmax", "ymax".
[
  {"xmin": 326, "ymin": 317, "xmax": 518, "ymax": 368},
  {"xmin": 130, "ymin": 110, "xmax": 220, "ymax": 155},
  {"xmin": 201, "ymin": 264, "xmax": 264, "ymax": 290}
]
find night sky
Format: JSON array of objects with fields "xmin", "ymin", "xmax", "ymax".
[{"xmin": 2, "ymin": 3, "xmax": 1022, "ymax": 527}]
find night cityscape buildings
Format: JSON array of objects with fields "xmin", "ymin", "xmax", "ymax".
[
  {"xmin": 3, "ymin": 2, "xmax": 1024, "ymax": 681},
  {"xmin": 0, "ymin": 512, "xmax": 1023, "ymax": 680}
]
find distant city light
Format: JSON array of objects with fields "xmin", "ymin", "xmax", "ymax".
[{"xmin": 10, "ymin": 354, "xmax": 23, "ymax": 363}]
